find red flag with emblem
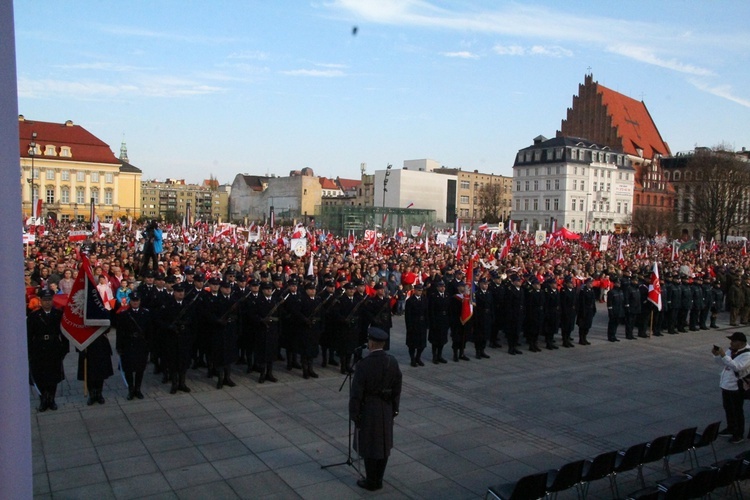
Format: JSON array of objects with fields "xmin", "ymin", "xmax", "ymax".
[{"xmin": 647, "ymin": 261, "xmax": 662, "ymax": 311}]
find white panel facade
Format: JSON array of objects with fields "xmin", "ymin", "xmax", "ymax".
[{"xmin": 374, "ymin": 168, "xmax": 456, "ymax": 223}]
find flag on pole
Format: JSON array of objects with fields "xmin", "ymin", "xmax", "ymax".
[
  {"xmin": 671, "ymin": 241, "xmax": 679, "ymax": 261},
  {"xmin": 743, "ymin": 240, "xmax": 748, "ymax": 256},
  {"xmin": 647, "ymin": 262, "xmax": 662, "ymax": 311},
  {"xmin": 405, "ymin": 202, "xmax": 414, "ymax": 209},
  {"xmin": 460, "ymin": 258, "xmax": 475, "ymax": 325},
  {"xmin": 307, "ymin": 251, "xmax": 314, "ymax": 277},
  {"xmin": 617, "ymin": 242, "xmax": 625, "ymax": 265},
  {"xmin": 60, "ymin": 255, "xmax": 111, "ymax": 351}
]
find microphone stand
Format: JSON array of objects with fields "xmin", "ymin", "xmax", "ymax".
[{"xmin": 321, "ymin": 347, "xmax": 366, "ymax": 477}]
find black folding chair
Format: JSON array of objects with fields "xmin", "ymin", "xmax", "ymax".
[
  {"xmin": 691, "ymin": 420, "xmax": 720, "ymax": 466},
  {"xmin": 612, "ymin": 442, "xmax": 647, "ymax": 498},
  {"xmin": 712, "ymin": 458, "xmax": 743, "ymax": 500},
  {"xmin": 580, "ymin": 450, "xmax": 617, "ymax": 499},
  {"xmin": 485, "ymin": 471, "xmax": 548, "ymax": 500},
  {"xmin": 655, "ymin": 474, "xmax": 693, "ymax": 499},
  {"xmin": 664, "ymin": 426, "xmax": 697, "ymax": 475},
  {"xmin": 637, "ymin": 434, "xmax": 672, "ymax": 487},
  {"xmin": 682, "ymin": 466, "xmax": 717, "ymax": 499},
  {"xmin": 623, "ymin": 486, "xmax": 661, "ymax": 500},
  {"xmin": 546, "ymin": 459, "xmax": 584, "ymax": 499}
]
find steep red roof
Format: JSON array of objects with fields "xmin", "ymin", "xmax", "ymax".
[
  {"xmin": 558, "ymin": 75, "xmax": 671, "ymax": 160},
  {"xmin": 597, "ymin": 83, "xmax": 671, "ymax": 159},
  {"xmin": 336, "ymin": 177, "xmax": 360, "ymax": 191},
  {"xmin": 319, "ymin": 177, "xmax": 339, "ymax": 190},
  {"xmin": 18, "ymin": 117, "xmax": 120, "ymax": 165}
]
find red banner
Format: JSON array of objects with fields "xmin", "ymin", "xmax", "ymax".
[{"xmin": 60, "ymin": 255, "xmax": 110, "ymax": 350}]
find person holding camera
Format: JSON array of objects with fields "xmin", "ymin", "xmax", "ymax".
[
  {"xmin": 349, "ymin": 327, "xmax": 402, "ymax": 491},
  {"xmin": 713, "ymin": 332, "xmax": 750, "ymax": 444}
]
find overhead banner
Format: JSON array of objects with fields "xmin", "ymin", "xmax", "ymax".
[
  {"xmin": 600, "ymin": 234, "xmax": 610, "ymax": 251},
  {"xmin": 534, "ymin": 230, "xmax": 546, "ymax": 246}
]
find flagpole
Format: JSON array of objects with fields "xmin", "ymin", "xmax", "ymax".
[{"xmin": 83, "ymin": 350, "xmax": 88, "ymax": 397}]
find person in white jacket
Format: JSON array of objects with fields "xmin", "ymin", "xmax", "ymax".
[{"xmin": 713, "ymin": 331, "xmax": 750, "ymax": 444}]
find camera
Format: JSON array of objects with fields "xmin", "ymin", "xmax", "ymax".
[{"xmin": 353, "ymin": 343, "xmax": 368, "ymax": 363}]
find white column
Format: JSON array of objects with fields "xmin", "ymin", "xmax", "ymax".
[{"xmin": 0, "ymin": 0, "xmax": 33, "ymax": 497}]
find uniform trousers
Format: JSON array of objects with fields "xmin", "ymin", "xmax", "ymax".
[
  {"xmin": 364, "ymin": 457, "xmax": 388, "ymax": 487},
  {"xmin": 722, "ymin": 388, "xmax": 745, "ymax": 439}
]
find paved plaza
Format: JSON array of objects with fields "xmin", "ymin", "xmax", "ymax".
[{"xmin": 31, "ymin": 303, "xmax": 750, "ymax": 499}]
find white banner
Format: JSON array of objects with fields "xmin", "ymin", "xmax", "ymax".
[
  {"xmin": 535, "ymin": 230, "xmax": 546, "ymax": 246},
  {"xmin": 599, "ymin": 234, "xmax": 610, "ymax": 251},
  {"xmin": 291, "ymin": 238, "xmax": 307, "ymax": 257}
]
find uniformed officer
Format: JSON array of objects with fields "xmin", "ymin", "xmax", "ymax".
[
  {"xmin": 365, "ymin": 282, "xmax": 393, "ymax": 351},
  {"xmin": 319, "ymin": 279, "xmax": 341, "ymax": 368},
  {"xmin": 281, "ymin": 277, "xmax": 304, "ymax": 371},
  {"xmin": 450, "ymin": 281, "xmax": 472, "ymax": 360},
  {"xmin": 115, "ymin": 292, "xmax": 152, "ymax": 400},
  {"xmin": 542, "ymin": 276, "xmax": 561, "ymax": 350},
  {"xmin": 405, "ymin": 284, "xmax": 428, "ymax": 367},
  {"xmin": 524, "ymin": 277, "xmax": 544, "ymax": 352},
  {"xmin": 489, "ymin": 271, "xmax": 505, "ymax": 349},
  {"xmin": 576, "ymin": 277, "xmax": 596, "ymax": 345},
  {"xmin": 349, "ymin": 327, "xmax": 402, "ymax": 491},
  {"xmin": 559, "ymin": 275, "xmax": 577, "ymax": 348},
  {"xmin": 250, "ymin": 282, "xmax": 282, "ymax": 383},
  {"xmin": 211, "ymin": 281, "xmax": 239, "ymax": 389},
  {"xmin": 473, "ymin": 277, "xmax": 493, "ymax": 359},
  {"xmin": 505, "ymin": 275, "xmax": 525, "ymax": 355},
  {"xmin": 159, "ymin": 283, "xmax": 196, "ymax": 394},
  {"xmin": 27, "ymin": 289, "xmax": 69, "ymax": 411},
  {"xmin": 427, "ymin": 280, "xmax": 451, "ymax": 363},
  {"xmin": 199, "ymin": 277, "xmax": 222, "ymax": 377},
  {"xmin": 623, "ymin": 276, "xmax": 640, "ymax": 340},
  {"xmin": 606, "ymin": 278, "xmax": 625, "ymax": 342},
  {"xmin": 678, "ymin": 275, "xmax": 692, "ymax": 332},
  {"xmin": 299, "ymin": 282, "xmax": 323, "ymax": 379},
  {"xmin": 690, "ymin": 275, "xmax": 704, "ymax": 331},
  {"xmin": 334, "ymin": 281, "xmax": 365, "ymax": 374},
  {"xmin": 78, "ymin": 330, "xmax": 114, "ymax": 406}
]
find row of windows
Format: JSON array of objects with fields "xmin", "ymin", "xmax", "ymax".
[
  {"xmin": 513, "ymin": 197, "xmax": 630, "ymax": 214},
  {"xmin": 664, "ymin": 170, "xmax": 702, "ymax": 182},
  {"xmin": 517, "ymin": 147, "xmax": 626, "ymax": 166},
  {"xmin": 32, "ymin": 186, "xmax": 114, "ymax": 205},
  {"xmin": 29, "ymin": 144, "xmax": 72, "ymax": 158},
  {"xmin": 32, "ymin": 169, "xmax": 115, "ymax": 183},
  {"xmin": 516, "ymin": 166, "xmax": 631, "ymax": 181}
]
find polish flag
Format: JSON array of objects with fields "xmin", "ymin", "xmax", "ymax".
[
  {"xmin": 617, "ymin": 242, "xmax": 625, "ymax": 265},
  {"xmin": 460, "ymin": 258, "xmax": 475, "ymax": 325},
  {"xmin": 647, "ymin": 261, "xmax": 662, "ymax": 311},
  {"xmin": 478, "ymin": 223, "xmax": 488, "ymax": 232}
]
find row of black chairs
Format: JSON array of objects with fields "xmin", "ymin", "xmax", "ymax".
[
  {"xmin": 625, "ymin": 449, "xmax": 750, "ymax": 499},
  {"xmin": 485, "ymin": 421, "xmax": 721, "ymax": 500}
]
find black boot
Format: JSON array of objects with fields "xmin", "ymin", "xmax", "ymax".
[
  {"xmin": 302, "ymin": 362, "xmax": 310, "ymax": 379},
  {"xmin": 87, "ymin": 389, "xmax": 96, "ymax": 406},
  {"xmin": 415, "ymin": 349, "xmax": 425, "ymax": 366},
  {"xmin": 290, "ymin": 351, "xmax": 302, "ymax": 369},
  {"xmin": 96, "ymin": 388, "xmax": 105, "ymax": 404},
  {"xmin": 410, "ymin": 351, "xmax": 417, "ymax": 367},
  {"xmin": 307, "ymin": 360, "xmax": 319, "ymax": 379},
  {"xmin": 258, "ymin": 366, "xmax": 266, "ymax": 384},
  {"xmin": 459, "ymin": 349, "xmax": 470, "ymax": 361},
  {"xmin": 453, "ymin": 349, "xmax": 459, "ymax": 362},
  {"xmin": 321, "ymin": 349, "xmax": 328, "ymax": 368},
  {"xmin": 37, "ymin": 393, "xmax": 48, "ymax": 412},
  {"xmin": 432, "ymin": 347, "xmax": 439, "ymax": 364},
  {"xmin": 223, "ymin": 368, "xmax": 236, "ymax": 387},
  {"xmin": 437, "ymin": 346, "xmax": 448, "ymax": 363},
  {"xmin": 170, "ymin": 373, "xmax": 179, "ymax": 394},
  {"xmin": 265, "ymin": 364, "xmax": 278, "ymax": 383},
  {"xmin": 127, "ymin": 387, "xmax": 135, "ymax": 401},
  {"xmin": 178, "ymin": 373, "xmax": 191, "ymax": 393},
  {"xmin": 328, "ymin": 351, "xmax": 339, "ymax": 367},
  {"xmin": 48, "ymin": 389, "xmax": 58, "ymax": 411}
]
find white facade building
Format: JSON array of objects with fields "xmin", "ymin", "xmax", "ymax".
[
  {"xmin": 374, "ymin": 166, "xmax": 456, "ymax": 223},
  {"xmin": 403, "ymin": 159, "xmax": 441, "ymax": 173},
  {"xmin": 512, "ymin": 136, "xmax": 635, "ymax": 233}
]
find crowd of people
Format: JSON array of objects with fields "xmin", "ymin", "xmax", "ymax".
[{"xmin": 24, "ymin": 220, "xmax": 750, "ymax": 412}]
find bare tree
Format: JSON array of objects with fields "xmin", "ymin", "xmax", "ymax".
[
  {"xmin": 631, "ymin": 206, "xmax": 678, "ymax": 237},
  {"xmin": 478, "ymin": 183, "xmax": 503, "ymax": 223},
  {"xmin": 688, "ymin": 147, "xmax": 750, "ymax": 241}
]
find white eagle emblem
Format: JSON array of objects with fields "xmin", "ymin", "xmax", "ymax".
[{"xmin": 69, "ymin": 289, "xmax": 86, "ymax": 318}]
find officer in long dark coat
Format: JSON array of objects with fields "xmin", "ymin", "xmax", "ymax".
[
  {"xmin": 576, "ymin": 277, "xmax": 596, "ymax": 345},
  {"xmin": 249, "ymin": 282, "xmax": 282, "ymax": 383},
  {"xmin": 505, "ymin": 275, "xmax": 525, "ymax": 355},
  {"xmin": 559, "ymin": 275, "xmax": 577, "ymax": 348},
  {"xmin": 210, "ymin": 281, "xmax": 239, "ymax": 389},
  {"xmin": 240, "ymin": 280, "xmax": 261, "ymax": 373},
  {"xmin": 427, "ymin": 280, "xmax": 451, "ymax": 363},
  {"xmin": 473, "ymin": 277, "xmax": 494, "ymax": 359},
  {"xmin": 689, "ymin": 275, "xmax": 704, "ymax": 331},
  {"xmin": 319, "ymin": 280, "xmax": 340, "ymax": 368},
  {"xmin": 489, "ymin": 272, "xmax": 505, "ymax": 348},
  {"xmin": 667, "ymin": 274, "xmax": 681, "ymax": 333},
  {"xmin": 198, "ymin": 277, "xmax": 222, "ymax": 376},
  {"xmin": 450, "ymin": 281, "xmax": 472, "ymax": 361},
  {"xmin": 404, "ymin": 284, "xmax": 428, "ymax": 367},
  {"xmin": 542, "ymin": 277, "xmax": 561, "ymax": 350},
  {"xmin": 282, "ymin": 278, "xmax": 304, "ymax": 371},
  {"xmin": 333, "ymin": 282, "xmax": 365, "ymax": 374},
  {"xmin": 365, "ymin": 283, "xmax": 393, "ymax": 351},
  {"xmin": 623, "ymin": 276, "xmax": 640, "ymax": 340},
  {"xmin": 299, "ymin": 282, "xmax": 323, "ymax": 379},
  {"xmin": 115, "ymin": 292, "xmax": 152, "ymax": 400},
  {"xmin": 77, "ymin": 331, "xmax": 114, "ymax": 406},
  {"xmin": 159, "ymin": 283, "xmax": 196, "ymax": 394},
  {"xmin": 524, "ymin": 277, "xmax": 545, "ymax": 352},
  {"xmin": 678, "ymin": 275, "xmax": 692, "ymax": 332},
  {"xmin": 349, "ymin": 327, "xmax": 402, "ymax": 492},
  {"xmin": 606, "ymin": 278, "xmax": 625, "ymax": 342},
  {"xmin": 27, "ymin": 289, "xmax": 69, "ymax": 411}
]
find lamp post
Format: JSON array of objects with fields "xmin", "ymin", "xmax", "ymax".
[
  {"xmin": 27, "ymin": 132, "xmax": 37, "ymax": 219},
  {"xmin": 382, "ymin": 163, "xmax": 392, "ymax": 207}
]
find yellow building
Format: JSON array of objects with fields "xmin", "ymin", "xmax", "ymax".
[
  {"xmin": 141, "ymin": 179, "xmax": 229, "ymax": 222},
  {"xmin": 434, "ymin": 167, "xmax": 512, "ymax": 225},
  {"xmin": 19, "ymin": 116, "xmax": 142, "ymax": 222}
]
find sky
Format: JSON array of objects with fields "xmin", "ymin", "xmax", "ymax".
[{"xmin": 13, "ymin": 0, "xmax": 750, "ymax": 185}]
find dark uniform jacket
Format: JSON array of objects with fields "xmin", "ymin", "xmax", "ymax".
[
  {"xmin": 158, "ymin": 296, "xmax": 196, "ymax": 372},
  {"xmin": 334, "ymin": 294, "xmax": 366, "ymax": 354},
  {"xmin": 115, "ymin": 306, "xmax": 152, "ymax": 372},
  {"xmin": 349, "ymin": 350, "xmax": 402, "ymax": 459},
  {"xmin": 427, "ymin": 291, "xmax": 451, "ymax": 345},
  {"xmin": 27, "ymin": 307, "xmax": 68, "ymax": 387},
  {"xmin": 576, "ymin": 286, "xmax": 596, "ymax": 329},
  {"xmin": 249, "ymin": 294, "xmax": 282, "ymax": 364},
  {"xmin": 473, "ymin": 288, "xmax": 494, "ymax": 342},
  {"xmin": 607, "ymin": 287, "xmax": 625, "ymax": 320},
  {"xmin": 404, "ymin": 294, "xmax": 428, "ymax": 349}
]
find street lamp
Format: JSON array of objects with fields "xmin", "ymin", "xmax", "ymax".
[
  {"xmin": 382, "ymin": 163, "xmax": 392, "ymax": 207},
  {"xmin": 28, "ymin": 132, "xmax": 37, "ymax": 218}
]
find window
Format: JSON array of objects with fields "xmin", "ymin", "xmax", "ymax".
[
  {"xmin": 571, "ymin": 199, "xmax": 576, "ymax": 211},
  {"xmin": 105, "ymin": 173, "xmax": 114, "ymax": 183},
  {"xmin": 556, "ymin": 166, "xmax": 560, "ymax": 174},
  {"xmin": 104, "ymin": 189, "xmax": 113, "ymax": 205},
  {"xmin": 580, "ymin": 182, "xmax": 585, "ymax": 191},
  {"xmin": 607, "ymin": 171, "xmax": 611, "ymax": 178},
  {"xmin": 554, "ymin": 199, "xmax": 559, "ymax": 210},
  {"xmin": 545, "ymin": 199, "xmax": 550, "ymax": 210},
  {"xmin": 516, "ymin": 181, "xmax": 521, "ymax": 192},
  {"xmin": 624, "ymin": 202, "xmax": 629, "ymax": 214},
  {"xmin": 61, "ymin": 214, "xmax": 70, "ymax": 222},
  {"xmin": 573, "ymin": 180, "xmax": 577, "ymax": 190},
  {"xmin": 571, "ymin": 150, "xmax": 578, "ymax": 160},
  {"xmin": 525, "ymin": 181, "xmax": 530, "ymax": 191},
  {"xmin": 61, "ymin": 170, "xmax": 69, "ymax": 181},
  {"xmin": 91, "ymin": 172, "xmax": 99, "ymax": 183},
  {"xmin": 593, "ymin": 183, "xmax": 597, "ymax": 192},
  {"xmin": 460, "ymin": 180, "xmax": 470, "ymax": 189},
  {"xmin": 46, "ymin": 188, "xmax": 54, "ymax": 204},
  {"xmin": 533, "ymin": 199, "xmax": 538, "ymax": 210},
  {"xmin": 546, "ymin": 180, "xmax": 551, "ymax": 190},
  {"xmin": 554, "ymin": 179, "xmax": 560, "ymax": 189},
  {"xmin": 525, "ymin": 168, "xmax": 530, "ymax": 176},
  {"xmin": 600, "ymin": 182, "xmax": 604, "ymax": 191},
  {"xmin": 533, "ymin": 180, "xmax": 539, "ymax": 191},
  {"xmin": 546, "ymin": 167, "xmax": 551, "ymax": 175},
  {"xmin": 59, "ymin": 146, "xmax": 71, "ymax": 158},
  {"xmin": 579, "ymin": 200, "xmax": 584, "ymax": 211},
  {"xmin": 61, "ymin": 187, "xmax": 70, "ymax": 204},
  {"xmin": 76, "ymin": 171, "xmax": 85, "ymax": 182},
  {"xmin": 524, "ymin": 199, "xmax": 529, "ymax": 210},
  {"xmin": 605, "ymin": 202, "xmax": 610, "ymax": 212},
  {"xmin": 685, "ymin": 171, "xmax": 692, "ymax": 181},
  {"xmin": 44, "ymin": 145, "xmax": 56, "ymax": 156},
  {"xmin": 515, "ymin": 199, "xmax": 520, "ymax": 210},
  {"xmin": 76, "ymin": 187, "xmax": 85, "ymax": 204},
  {"xmin": 460, "ymin": 195, "xmax": 469, "ymax": 204}
]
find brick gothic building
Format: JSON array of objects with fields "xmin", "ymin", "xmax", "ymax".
[{"xmin": 558, "ymin": 74, "xmax": 674, "ymax": 233}]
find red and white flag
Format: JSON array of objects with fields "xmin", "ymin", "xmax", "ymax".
[
  {"xmin": 744, "ymin": 240, "xmax": 748, "ymax": 256},
  {"xmin": 647, "ymin": 261, "xmax": 662, "ymax": 311},
  {"xmin": 617, "ymin": 242, "xmax": 625, "ymax": 265},
  {"xmin": 460, "ymin": 258, "xmax": 475, "ymax": 325},
  {"xmin": 671, "ymin": 241, "xmax": 679, "ymax": 261},
  {"xmin": 60, "ymin": 255, "xmax": 111, "ymax": 351},
  {"xmin": 292, "ymin": 223, "xmax": 306, "ymax": 239},
  {"xmin": 478, "ymin": 223, "xmax": 488, "ymax": 232}
]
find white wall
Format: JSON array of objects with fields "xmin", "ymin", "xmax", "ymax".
[{"xmin": 374, "ymin": 168, "xmax": 456, "ymax": 222}]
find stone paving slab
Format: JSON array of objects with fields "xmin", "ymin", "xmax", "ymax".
[{"xmin": 29, "ymin": 304, "xmax": 750, "ymax": 498}]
